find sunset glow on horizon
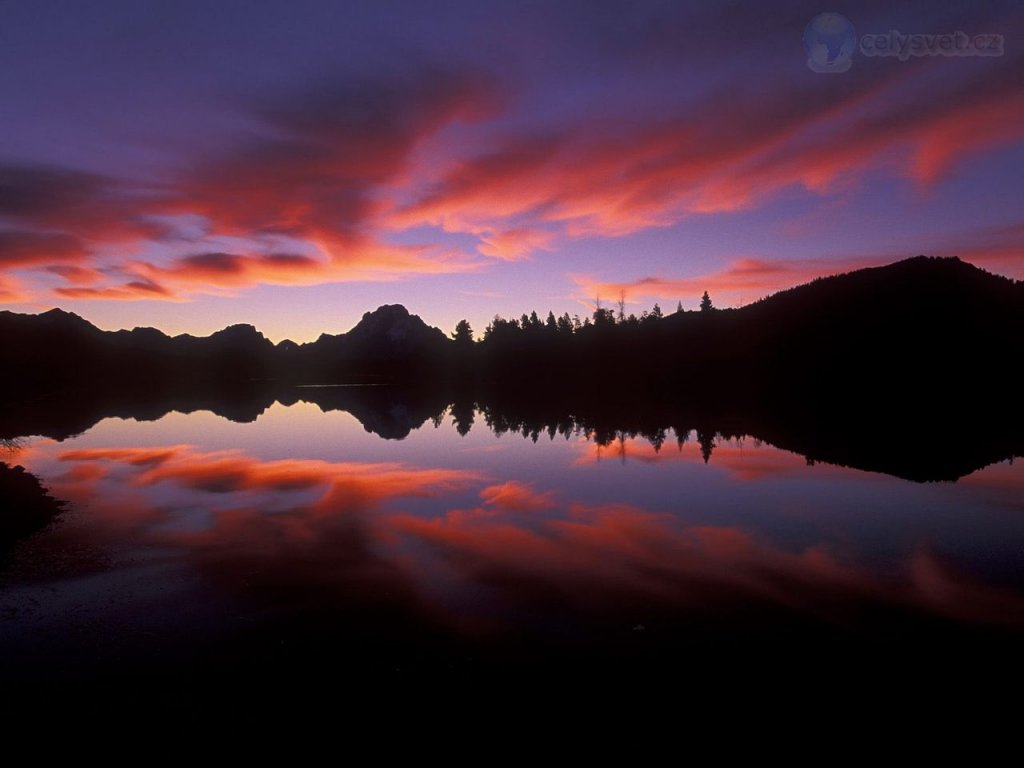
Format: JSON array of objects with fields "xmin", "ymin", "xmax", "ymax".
[{"xmin": 1, "ymin": 1, "xmax": 1022, "ymax": 342}]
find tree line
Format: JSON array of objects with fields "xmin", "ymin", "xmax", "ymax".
[{"xmin": 452, "ymin": 292, "xmax": 714, "ymax": 345}]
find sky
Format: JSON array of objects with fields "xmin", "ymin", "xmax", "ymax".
[{"xmin": 1, "ymin": 0, "xmax": 1022, "ymax": 342}]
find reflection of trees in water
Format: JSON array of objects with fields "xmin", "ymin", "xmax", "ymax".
[
  {"xmin": 697, "ymin": 430, "xmax": 716, "ymax": 464},
  {"xmin": 3, "ymin": 378, "xmax": 1019, "ymax": 482},
  {"xmin": 475, "ymin": 403, "xmax": 724, "ymax": 464},
  {"xmin": 449, "ymin": 400, "xmax": 475, "ymax": 437}
]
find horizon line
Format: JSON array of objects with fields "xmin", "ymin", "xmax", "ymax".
[{"xmin": 3, "ymin": 254, "xmax": 1016, "ymax": 344}]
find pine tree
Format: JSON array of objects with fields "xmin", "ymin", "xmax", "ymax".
[{"xmin": 452, "ymin": 319, "xmax": 474, "ymax": 344}]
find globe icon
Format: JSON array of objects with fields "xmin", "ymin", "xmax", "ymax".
[{"xmin": 804, "ymin": 13, "xmax": 857, "ymax": 73}]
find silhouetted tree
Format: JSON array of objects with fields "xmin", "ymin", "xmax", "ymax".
[
  {"xmin": 644, "ymin": 427, "xmax": 667, "ymax": 452},
  {"xmin": 677, "ymin": 301, "xmax": 683, "ymax": 313},
  {"xmin": 700, "ymin": 291, "xmax": 714, "ymax": 312},
  {"xmin": 697, "ymin": 429, "xmax": 715, "ymax": 463},
  {"xmin": 642, "ymin": 303, "xmax": 663, "ymax": 325},
  {"xmin": 452, "ymin": 319, "xmax": 474, "ymax": 345},
  {"xmin": 450, "ymin": 399, "xmax": 475, "ymax": 436},
  {"xmin": 592, "ymin": 303, "xmax": 615, "ymax": 327}
]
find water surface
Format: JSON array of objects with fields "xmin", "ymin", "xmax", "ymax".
[{"xmin": 3, "ymin": 400, "xmax": 1023, "ymax": 706}]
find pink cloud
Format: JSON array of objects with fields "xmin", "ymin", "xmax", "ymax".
[
  {"xmin": 479, "ymin": 481, "xmax": 556, "ymax": 511},
  {"xmin": 4, "ymin": 52, "xmax": 1023, "ymax": 305}
]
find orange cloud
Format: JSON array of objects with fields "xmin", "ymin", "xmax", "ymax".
[
  {"xmin": 910, "ymin": 90, "xmax": 1024, "ymax": 186},
  {"xmin": 477, "ymin": 228, "xmax": 554, "ymax": 261},
  {"xmin": 2, "ymin": 71, "xmax": 496, "ymax": 304},
  {"xmin": 0, "ymin": 231, "xmax": 86, "ymax": 267},
  {"xmin": 6, "ymin": 53, "xmax": 1024, "ymax": 304},
  {"xmin": 392, "ymin": 499, "xmax": 1024, "ymax": 627},
  {"xmin": 392, "ymin": 55, "xmax": 1024, "ymax": 251},
  {"xmin": 44, "ymin": 264, "xmax": 104, "ymax": 285},
  {"xmin": 479, "ymin": 481, "xmax": 556, "ymax": 511},
  {"xmin": 60, "ymin": 445, "xmax": 482, "ymax": 501},
  {"xmin": 37, "ymin": 438, "xmax": 1024, "ymax": 632},
  {"xmin": 50, "ymin": 239, "xmax": 484, "ymax": 302},
  {"xmin": 0, "ymin": 274, "xmax": 28, "ymax": 303},
  {"xmin": 54, "ymin": 278, "xmax": 178, "ymax": 301},
  {"xmin": 61, "ymin": 446, "xmax": 188, "ymax": 466},
  {"xmin": 137, "ymin": 251, "xmax": 328, "ymax": 291}
]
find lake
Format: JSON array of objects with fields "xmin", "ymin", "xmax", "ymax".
[{"xmin": 2, "ymin": 396, "xmax": 1023, "ymax": 711}]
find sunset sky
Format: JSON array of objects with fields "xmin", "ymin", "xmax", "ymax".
[{"xmin": 1, "ymin": 0, "xmax": 1022, "ymax": 342}]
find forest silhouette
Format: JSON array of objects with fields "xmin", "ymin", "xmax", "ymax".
[{"xmin": 2, "ymin": 256, "xmax": 1022, "ymax": 481}]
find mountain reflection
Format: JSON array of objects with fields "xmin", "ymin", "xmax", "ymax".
[
  {"xmin": 3, "ymin": 401, "xmax": 1023, "ymax": 706},
  {"xmin": 2, "ymin": 383, "xmax": 1021, "ymax": 481}
]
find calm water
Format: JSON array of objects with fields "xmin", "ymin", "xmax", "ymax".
[{"xmin": 3, "ymin": 400, "xmax": 1024, "ymax": 706}]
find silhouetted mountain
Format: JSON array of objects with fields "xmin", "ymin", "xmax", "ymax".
[
  {"xmin": 4, "ymin": 256, "xmax": 1019, "ymax": 398},
  {"xmin": 1, "ymin": 256, "xmax": 1021, "ymax": 480},
  {"xmin": 0, "ymin": 301, "xmax": 449, "ymax": 397},
  {"xmin": 289, "ymin": 304, "xmax": 451, "ymax": 381}
]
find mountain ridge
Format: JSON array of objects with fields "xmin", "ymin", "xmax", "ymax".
[
  {"xmin": 3, "ymin": 255, "xmax": 1019, "ymax": 350},
  {"xmin": 1, "ymin": 256, "xmax": 1021, "ymax": 398}
]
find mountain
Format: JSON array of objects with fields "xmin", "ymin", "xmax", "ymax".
[
  {"xmin": 290, "ymin": 304, "xmax": 451, "ymax": 380},
  {"xmin": 1, "ymin": 256, "xmax": 1021, "ymax": 480},
  {"xmin": 1, "ymin": 256, "xmax": 1020, "ymax": 404},
  {"xmin": 0, "ymin": 299, "xmax": 452, "ymax": 397}
]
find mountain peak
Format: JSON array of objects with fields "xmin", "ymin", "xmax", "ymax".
[
  {"xmin": 205, "ymin": 323, "xmax": 273, "ymax": 349},
  {"xmin": 211, "ymin": 323, "xmax": 264, "ymax": 338},
  {"xmin": 350, "ymin": 305, "xmax": 419, "ymax": 337},
  {"xmin": 39, "ymin": 307, "xmax": 89, "ymax": 323},
  {"xmin": 361, "ymin": 304, "xmax": 411, "ymax": 322},
  {"xmin": 343, "ymin": 304, "xmax": 447, "ymax": 355}
]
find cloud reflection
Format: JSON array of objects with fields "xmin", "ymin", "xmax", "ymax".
[{"xmin": 37, "ymin": 441, "xmax": 1024, "ymax": 638}]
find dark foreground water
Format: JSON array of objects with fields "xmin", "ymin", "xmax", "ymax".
[{"xmin": 2, "ymin": 400, "xmax": 1023, "ymax": 715}]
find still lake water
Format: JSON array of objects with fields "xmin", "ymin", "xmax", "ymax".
[{"xmin": 3, "ymin": 399, "xmax": 1023, "ymax": 705}]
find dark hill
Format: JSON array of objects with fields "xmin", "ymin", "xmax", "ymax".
[
  {"xmin": 472, "ymin": 256, "xmax": 1023, "ymax": 397},
  {"xmin": 1, "ymin": 256, "xmax": 1020, "ymax": 408}
]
